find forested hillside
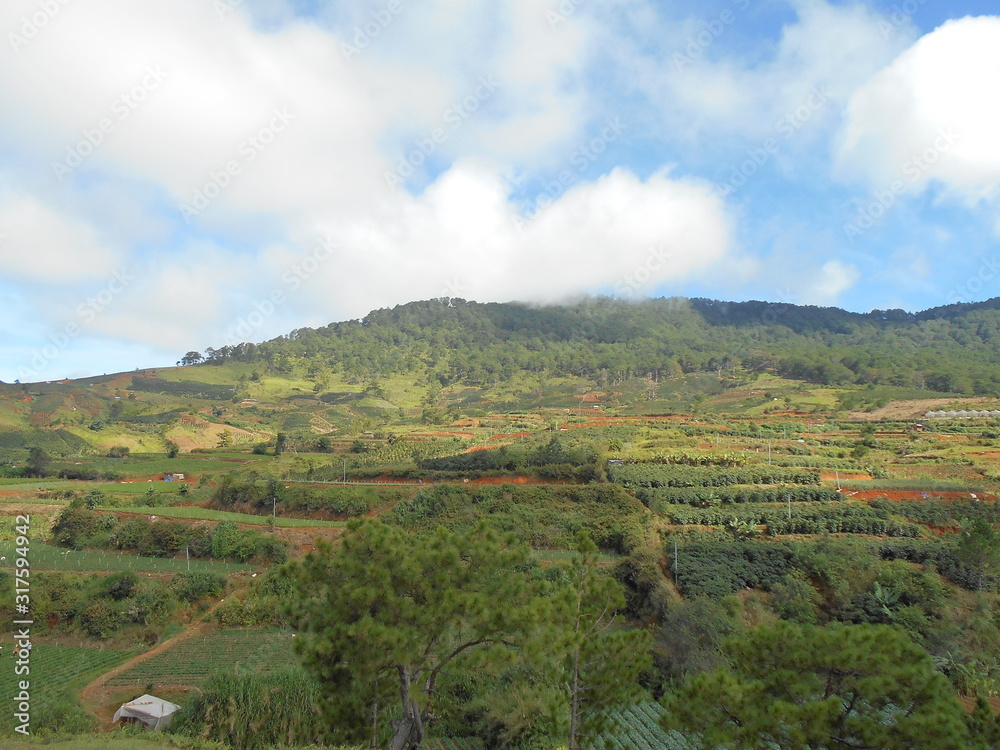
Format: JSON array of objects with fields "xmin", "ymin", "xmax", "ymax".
[{"xmin": 195, "ymin": 296, "xmax": 1000, "ymax": 395}]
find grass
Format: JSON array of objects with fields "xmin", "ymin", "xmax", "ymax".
[
  {"xmin": 0, "ymin": 496, "xmax": 72, "ymax": 505},
  {"xmin": 106, "ymin": 630, "xmax": 300, "ymax": 687},
  {"xmin": 118, "ymin": 506, "xmax": 344, "ymax": 528},
  {"xmin": 0, "ymin": 542, "xmax": 255, "ymax": 574}
]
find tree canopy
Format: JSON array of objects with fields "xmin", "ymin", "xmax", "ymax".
[
  {"xmin": 282, "ymin": 519, "xmax": 550, "ymax": 749},
  {"xmin": 661, "ymin": 621, "xmax": 969, "ymax": 750}
]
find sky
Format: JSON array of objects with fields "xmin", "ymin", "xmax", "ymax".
[{"xmin": 1, "ymin": 0, "xmax": 999, "ymax": 382}]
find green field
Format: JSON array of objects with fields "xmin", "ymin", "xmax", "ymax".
[
  {"xmin": 118, "ymin": 505, "xmax": 344, "ymax": 528},
  {"xmin": 0, "ymin": 646, "xmax": 135, "ymax": 734},
  {"xmin": 106, "ymin": 630, "xmax": 299, "ymax": 687},
  {"xmin": 0, "ymin": 542, "xmax": 254, "ymax": 574},
  {"xmin": 593, "ymin": 702, "xmax": 692, "ymax": 750}
]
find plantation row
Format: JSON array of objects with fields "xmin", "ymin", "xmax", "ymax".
[
  {"xmin": 386, "ymin": 483, "xmax": 647, "ymax": 555},
  {"xmin": 637, "ymin": 485, "xmax": 844, "ymax": 507},
  {"xmin": 759, "ymin": 456, "xmax": 869, "ymax": 470},
  {"xmin": 666, "ymin": 536, "xmax": 994, "ymax": 598},
  {"xmin": 52, "ymin": 506, "xmax": 286, "ymax": 564},
  {"xmin": 869, "ymin": 498, "xmax": 1000, "ymax": 526},
  {"xmin": 666, "ymin": 502, "xmax": 921, "ymax": 538},
  {"xmin": 624, "ymin": 452, "xmax": 745, "ymax": 467},
  {"xmin": 213, "ymin": 475, "xmax": 403, "ymax": 517},
  {"xmin": 609, "ymin": 464, "xmax": 820, "ymax": 488},
  {"xmin": 671, "ymin": 422, "xmax": 807, "ymax": 438}
]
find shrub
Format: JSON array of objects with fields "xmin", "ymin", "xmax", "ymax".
[{"xmin": 172, "ymin": 572, "xmax": 226, "ymax": 603}]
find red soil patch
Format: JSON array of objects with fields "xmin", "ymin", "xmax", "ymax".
[
  {"xmin": 489, "ymin": 431, "xmax": 530, "ymax": 441},
  {"xmin": 463, "ymin": 445, "xmax": 496, "ymax": 453},
  {"xmin": 468, "ymin": 475, "xmax": 559, "ymax": 485},
  {"xmin": 845, "ymin": 490, "xmax": 994, "ymax": 502}
]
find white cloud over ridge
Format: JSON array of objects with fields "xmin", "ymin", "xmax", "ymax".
[
  {"xmin": 0, "ymin": 0, "xmax": 738, "ymax": 365},
  {"xmin": 6, "ymin": 0, "xmax": 999, "ymax": 379}
]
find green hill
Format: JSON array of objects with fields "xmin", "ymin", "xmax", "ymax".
[{"xmin": 3, "ymin": 295, "xmax": 1000, "ymax": 462}]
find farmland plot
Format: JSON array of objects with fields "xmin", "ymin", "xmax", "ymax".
[{"xmin": 106, "ymin": 629, "xmax": 300, "ymax": 687}]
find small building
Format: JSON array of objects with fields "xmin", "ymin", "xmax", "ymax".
[{"xmin": 113, "ymin": 694, "xmax": 180, "ymax": 731}]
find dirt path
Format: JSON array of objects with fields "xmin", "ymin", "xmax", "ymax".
[{"xmin": 79, "ymin": 598, "xmax": 225, "ymax": 730}]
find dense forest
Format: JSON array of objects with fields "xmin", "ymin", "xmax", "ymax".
[{"xmin": 191, "ymin": 296, "xmax": 1000, "ymax": 395}]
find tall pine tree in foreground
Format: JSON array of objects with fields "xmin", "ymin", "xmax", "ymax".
[{"xmin": 282, "ymin": 520, "xmax": 550, "ymax": 749}]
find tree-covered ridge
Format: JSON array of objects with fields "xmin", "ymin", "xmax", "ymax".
[{"xmin": 195, "ymin": 296, "xmax": 1000, "ymax": 395}]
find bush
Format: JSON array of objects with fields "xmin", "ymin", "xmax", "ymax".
[
  {"xmin": 80, "ymin": 599, "xmax": 121, "ymax": 638},
  {"xmin": 172, "ymin": 572, "xmax": 226, "ymax": 603}
]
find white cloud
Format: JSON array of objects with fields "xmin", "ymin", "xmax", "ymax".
[
  {"xmin": 264, "ymin": 162, "xmax": 735, "ymax": 321},
  {"xmin": 801, "ymin": 259, "xmax": 860, "ymax": 305},
  {"xmin": 0, "ymin": 194, "xmax": 119, "ymax": 282},
  {"xmin": 0, "ymin": 0, "xmax": 739, "ymax": 357},
  {"xmin": 610, "ymin": 0, "xmax": 911, "ymax": 145},
  {"xmin": 837, "ymin": 16, "xmax": 1000, "ymax": 201}
]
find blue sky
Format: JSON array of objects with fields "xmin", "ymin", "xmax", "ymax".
[{"xmin": 0, "ymin": 0, "xmax": 998, "ymax": 382}]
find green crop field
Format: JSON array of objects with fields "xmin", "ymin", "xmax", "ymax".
[
  {"xmin": 0, "ymin": 542, "xmax": 254, "ymax": 574},
  {"xmin": 106, "ymin": 630, "xmax": 300, "ymax": 687},
  {"xmin": 593, "ymin": 702, "xmax": 693, "ymax": 750},
  {"xmin": 0, "ymin": 646, "xmax": 135, "ymax": 734},
  {"xmin": 119, "ymin": 505, "xmax": 344, "ymax": 528}
]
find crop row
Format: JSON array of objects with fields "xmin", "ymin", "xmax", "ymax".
[
  {"xmin": 592, "ymin": 702, "xmax": 691, "ymax": 750},
  {"xmin": 107, "ymin": 629, "xmax": 299, "ymax": 686},
  {"xmin": 638, "ymin": 485, "xmax": 844, "ymax": 507},
  {"xmin": 0, "ymin": 646, "xmax": 134, "ymax": 732},
  {"xmin": 608, "ymin": 464, "xmax": 820, "ymax": 489},
  {"xmin": 666, "ymin": 503, "xmax": 921, "ymax": 537}
]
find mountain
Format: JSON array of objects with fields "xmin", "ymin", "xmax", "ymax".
[{"xmin": 3, "ymin": 295, "xmax": 1000, "ymax": 462}]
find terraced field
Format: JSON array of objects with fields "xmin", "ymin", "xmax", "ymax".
[
  {"xmin": 0, "ymin": 541, "xmax": 254, "ymax": 574},
  {"xmin": 0, "ymin": 646, "xmax": 134, "ymax": 733},
  {"xmin": 119, "ymin": 505, "xmax": 345, "ymax": 527},
  {"xmin": 105, "ymin": 629, "xmax": 300, "ymax": 687}
]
